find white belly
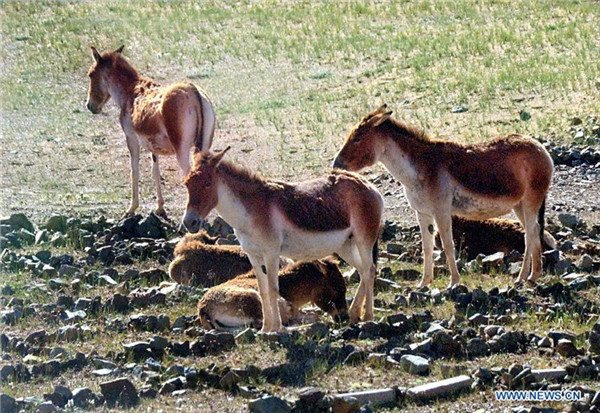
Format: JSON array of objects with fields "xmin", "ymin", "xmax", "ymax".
[
  {"xmin": 279, "ymin": 226, "xmax": 351, "ymax": 261},
  {"xmin": 451, "ymin": 186, "xmax": 514, "ymax": 219}
]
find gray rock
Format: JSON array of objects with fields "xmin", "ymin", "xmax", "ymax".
[
  {"xmin": 248, "ymin": 395, "xmax": 291, "ymax": 413},
  {"xmin": 1, "ymin": 364, "xmax": 15, "ymax": 381},
  {"xmin": 577, "ymin": 254, "xmax": 594, "ymax": 271},
  {"xmin": 305, "ymin": 322, "xmax": 329, "ymax": 339},
  {"xmin": 466, "ymin": 337, "xmax": 489, "ymax": 357},
  {"xmin": 400, "ymin": 354, "xmax": 430, "ymax": 375},
  {"xmin": 159, "ymin": 376, "xmax": 186, "ymax": 395},
  {"xmin": 36, "ymin": 401, "xmax": 57, "ymax": 413},
  {"xmin": 44, "ymin": 215, "xmax": 68, "ymax": 233},
  {"xmin": 1, "ymin": 213, "xmax": 35, "ymax": 232},
  {"xmin": 219, "ymin": 370, "xmax": 241, "ymax": 390},
  {"xmin": 0, "ymin": 393, "xmax": 17, "ymax": 413},
  {"xmin": 99, "ymin": 377, "xmax": 139, "ymax": 407},
  {"xmin": 557, "ymin": 339, "xmax": 579, "ymax": 357},
  {"xmin": 72, "ymin": 387, "xmax": 95, "ymax": 408},
  {"xmin": 407, "ymin": 375, "xmax": 472, "ymax": 401},
  {"xmin": 589, "ymin": 331, "xmax": 600, "ymax": 354},
  {"xmin": 558, "ymin": 213, "xmax": 580, "ymax": 229},
  {"xmin": 58, "ymin": 325, "xmax": 81, "ymax": 342},
  {"xmin": 149, "ymin": 335, "xmax": 169, "ymax": 351}
]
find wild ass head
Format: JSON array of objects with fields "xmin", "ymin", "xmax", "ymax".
[
  {"xmin": 182, "ymin": 147, "xmax": 231, "ymax": 232},
  {"xmin": 85, "ymin": 45, "xmax": 124, "ymax": 114},
  {"xmin": 333, "ymin": 104, "xmax": 393, "ymax": 171}
]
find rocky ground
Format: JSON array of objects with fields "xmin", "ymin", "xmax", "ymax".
[{"xmin": 0, "ymin": 139, "xmax": 599, "ymax": 412}]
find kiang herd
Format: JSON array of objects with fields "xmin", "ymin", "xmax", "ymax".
[{"xmin": 86, "ymin": 46, "xmax": 554, "ymax": 333}]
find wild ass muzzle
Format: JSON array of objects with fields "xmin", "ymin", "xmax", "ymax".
[
  {"xmin": 182, "ymin": 147, "xmax": 383, "ymax": 332},
  {"xmin": 86, "ymin": 45, "xmax": 216, "ymax": 218},
  {"xmin": 333, "ymin": 105, "xmax": 553, "ymax": 287}
]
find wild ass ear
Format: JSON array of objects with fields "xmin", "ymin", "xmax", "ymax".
[
  {"xmin": 373, "ymin": 110, "xmax": 393, "ymax": 127},
  {"xmin": 211, "ymin": 146, "xmax": 232, "ymax": 166},
  {"xmin": 115, "ymin": 45, "xmax": 125, "ymax": 54},
  {"xmin": 91, "ymin": 47, "xmax": 102, "ymax": 63},
  {"xmin": 375, "ymin": 103, "xmax": 388, "ymax": 114}
]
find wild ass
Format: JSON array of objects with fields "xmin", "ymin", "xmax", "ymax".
[
  {"xmin": 182, "ymin": 147, "xmax": 383, "ymax": 332},
  {"xmin": 86, "ymin": 45, "xmax": 216, "ymax": 217},
  {"xmin": 333, "ymin": 105, "xmax": 553, "ymax": 287},
  {"xmin": 434, "ymin": 217, "xmax": 557, "ymax": 261},
  {"xmin": 197, "ymin": 258, "xmax": 347, "ymax": 331}
]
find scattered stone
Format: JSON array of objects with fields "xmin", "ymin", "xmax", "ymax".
[
  {"xmin": 577, "ymin": 254, "xmax": 594, "ymax": 271},
  {"xmin": 400, "ymin": 355, "xmax": 430, "ymax": 375},
  {"xmin": 305, "ymin": 322, "xmax": 329, "ymax": 339},
  {"xmin": 37, "ymin": 401, "xmax": 57, "ymax": 413},
  {"xmin": 72, "ymin": 387, "xmax": 96, "ymax": 409},
  {"xmin": 159, "ymin": 376, "xmax": 186, "ymax": 395},
  {"xmin": 558, "ymin": 213, "xmax": 580, "ymax": 229},
  {"xmin": 407, "ymin": 375, "xmax": 472, "ymax": 401},
  {"xmin": 335, "ymin": 388, "xmax": 396, "ymax": 410},
  {"xmin": 1, "ymin": 213, "xmax": 35, "ymax": 232},
  {"xmin": 249, "ymin": 395, "xmax": 291, "ymax": 413},
  {"xmin": 44, "ymin": 215, "xmax": 68, "ymax": 233},
  {"xmin": 557, "ymin": 339, "xmax": 579, "ymax": 358},
  {"xmin": 331, "ymin": 395, "xmax": 359, "ymax": 413},
  {"xmin": 0, "ymin": 393, "xmax": 17, "ymax": 413},
  {"xmin": 466, "ymin": 338, "xmax": 489, "ymax": 358},
  {"xmin": 99, "ymin": 377, "xmax": 139, "ymax": 407}
]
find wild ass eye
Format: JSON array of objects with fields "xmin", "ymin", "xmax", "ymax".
[
  {"xmin": 204, "ymin": 182, "xmax": 212, "ymax": 188},
  {"xmin": 352, "ymin": 136, "xmax": 361, "ymax": 143}
]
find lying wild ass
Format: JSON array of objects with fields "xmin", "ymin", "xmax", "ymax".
[
  {"xmin": 86, "ymin": 45, "xmax": 216, "ymax": 217},
  {"xmin": 198, "ymin": 258, "xmax": 347, "ymax": 331},
  {"xmin": 168, "ymin": 230, "xmax": 253, "ymax": 287},
  {"xmin": 168, "ymin": 230, "xmax": 291, "ymax": 287},
  {"xmin": 334, "ymin": 105, "xmax": 553, "ymax": 287},
  {"xmin": 434, "ymin": 217, "xmax": 557, "ymax": 261},
  {"xmin": 183, "ymin": 147, "xmax": 383, "ymax": 332}
]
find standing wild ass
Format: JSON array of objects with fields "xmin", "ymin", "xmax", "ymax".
[
  {"xmin": 86, "ymin": 45, "xmax": 216, "ymax": 217},
  {"xmin": 182, "ymin": 147, "xmax": 383, "ymax": 332},
  {"xmin": 333, "ymin": 105, "xmax": 553, "ymax": 287}
]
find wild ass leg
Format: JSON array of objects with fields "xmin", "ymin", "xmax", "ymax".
[
  {"xmin": 247, "ymin": 255, "xmax": 273, "ymax": 333},
  {"xmin": 416, "ymin": 212, "xmax": 435, "ymax": 288},
  {"xmin": 124, "ymin": 132, "xmax": 140, "ymax": 218},
  {"xmin": 523, "ymin": 203, "xmax": 543, "ymax": 283},
  {"xmin": 513, "ymin": 205, "xmax": 532, "ymax": 283},
  {"xmin": 357, "ymin": 243, "xmax": 377, "ymax": 322},
  {"xmin": 265, "ymin": 254, "xmax": 284, "ymax": 332},
  {"xmin": 434, "ymin": 214, "xmax": 461, "ymax": 288},
  {"xmin": 338, "ymin": 243, "xmax": 368, "ymax": 323},
  {"xmin": 151, "ymin": 154, "xmax": 166, "ymax": 217}
]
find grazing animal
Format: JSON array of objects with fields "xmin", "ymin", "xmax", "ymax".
[
  {"xmin": 333, "ymin": 105, "xmax": 553, "ymax": 287},
  {"xmin": 434, "ymin": 217, "xmax": 557, "ymax": 261},
  {"xmin": 183, "ymin": 147, "xmax": 383, "ymax": 332},
  {"xmin": 198, "ymin": 258, "xmax": 348, "ymax": 331},
  {"xmin": 86, "ymin": 45, "xmax": 216, "ymax": 217},
  {"xmin": 169, "ymin": 230, "xmax": 253, "ymax": 287}
]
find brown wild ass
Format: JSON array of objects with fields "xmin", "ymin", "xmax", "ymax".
[
  {"xmin": 168, "ymin": 230, "xmax": 292, "ymax": 287},
  {"xmin": 183, "ymin": 147, "xmax": 383, "ymax": 332},
  {"xmin": 197, "ymin": 258, "xmax": 347, "ymax": 331},
  {"xmin": 86, "ymin": 46, "xmax": 216, "ymax": 217},
  {"xmin": 434, "ymin": 217, "xmax": 557, "ymax": 261},
  {"xmin": 333, "ymin": 105, "xmax": 553, "ymax": 287}
]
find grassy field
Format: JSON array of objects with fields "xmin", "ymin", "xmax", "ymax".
[{"xmin": 1, "ymin": 0, "xmax": 599, "ymax": 221}]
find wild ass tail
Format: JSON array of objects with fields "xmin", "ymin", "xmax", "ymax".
[
  {"xmin": 193, "ymin": 86, "xmax": 216, "ymax": 152},
  {"xmin": 537, "ymin": 196, "xmax": 546, "ymax": 245}
]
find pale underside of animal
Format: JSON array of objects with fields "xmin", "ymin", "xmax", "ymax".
[
  {"xmin": 434, "ymin": 217, "xmax": 557, "ymax": 260},
  {"xmin": 197, "ymin": 258, "xmax": 347, "ymax": 331}
]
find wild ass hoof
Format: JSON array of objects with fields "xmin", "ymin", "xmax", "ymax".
[
  {"xmin": 121, "ymin": 210, "xmax": 137, "ymax": 220},
  {"xmin": 153, "ymin": 208, "xmax": 168, "ymax": 220}
]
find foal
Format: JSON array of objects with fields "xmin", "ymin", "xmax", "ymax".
[
  {"xmin": 183, "ymin": 148, "xmax": 383, "ymax": 332},
  {"xmin": 86, "ymin": 45, "xmax": 216, "ymax": 217},
  {"xmin": 334, "ymin": 105, "xmax": 553, "ymax": 287}
]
